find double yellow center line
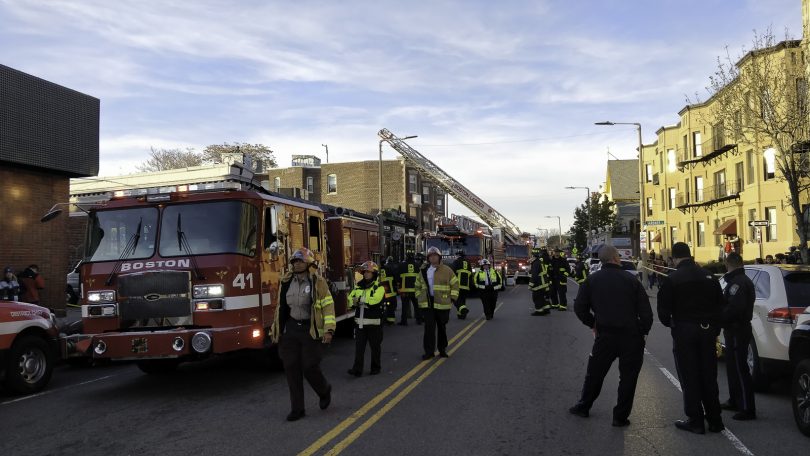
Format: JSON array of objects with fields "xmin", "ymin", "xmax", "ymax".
[{"xmin": 298, "ymin": 304, "xmax": 499, "ymax": 456}]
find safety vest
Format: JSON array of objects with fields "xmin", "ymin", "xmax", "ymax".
[
  {"xmin": 474, "ymin": 269, "xmax": 503, "ymax": 290},
  {"xmin": 399, "ymin": 263, "xmax": 419, "ymax": 293},
  {"xmin": 347, "ymin": 280, "xmax": 385, "ymax": 327},
  {"xmin": 379, "ymin": 268, "xmax": 396, "ymax": 299},
  {"xmin": 454, "ymin": 259, "xmax": 472, "ymax": 291}
]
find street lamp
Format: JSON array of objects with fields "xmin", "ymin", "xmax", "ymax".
[
  {"xmin": 379, "ymin": 134, "xmax": 418, "ymax": 260},
  {"xmin": 544, "ymin": 216, "xmax": 562, "ymax": 249},
  {"xmin": 565, "ymin": 185, "xmax": 591, "ymax": 247},
  {"xmin": 595, "ymin": 121, "xmax": 644, "ymax": 256}
]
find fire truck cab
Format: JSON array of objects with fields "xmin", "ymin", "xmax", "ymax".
[{"xmin": 63, "ymin": 179, "xmax": 341, "ymax": 373}]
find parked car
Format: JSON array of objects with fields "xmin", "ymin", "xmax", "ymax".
[
  {"xmin": 0, "ymin": 300, "xmax": 58, "ymax": 394},
  {"xmin": 789, "ymin": 307, "xmax": 810, "ymax": 437},
  {"xmin": 719, "ymin": 264, "xmax": 810, "ymax": 392}
]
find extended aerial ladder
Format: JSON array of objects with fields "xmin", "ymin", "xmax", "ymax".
[{"xmin": 379, "ymin": 128, "xmax": 523, "ymax": 244}]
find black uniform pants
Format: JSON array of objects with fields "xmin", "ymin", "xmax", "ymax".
[
  {"xmin": 723, "ymin": 327, "xmax": 756, "ymax": 413},
  {"xmin": 531, "ymin": 289, "xmax": 549, "ymax": 311},
  {"xmin": 556, "ymin": 284, "xmax": 568, "ymax": 307},
  {"xmin": 423, "ymin": 306, "xmax": 450, "ymax": 355},
  {"xmin": 548, "ymin": 281, "xmax": 559, "ymax": 305},
  {"xmin": 353, "ymin": 325, "xmax": 383, "ymax": 372},
  {"xmin": 479, "ymin": 288, "xmax": 497, "ymax": 318},
  {"xmin": 278, "ymin": 320, "xmax": 330, "ymax": 413},
  {"xmin": 400, "ymin": 293, "xmax": 421, "ymax": 323},
  {"xmin": 455, "ymin": 289, "xmax": 469, "ymax": 315},
  {"xmin": 384, "ymin": 296, "xmax": 397, "ymax": 323},
  {"xmin": 577, "ymin": 332, "xmax": 645, "ymax": 420},
  {"xmin": 671, "ymin": 322, "xmax": 722, "ymax": 424}
]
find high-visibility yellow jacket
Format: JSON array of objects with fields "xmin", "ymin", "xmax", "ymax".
[
  {"xmin": 474, "ymin": 268, "xmax": 504, "ymax": 291},
  {"xmin": 416, "ymin": 264, "xmax": 459, "ymax": 310},
  {"xmin": 347, "ymin": 279, "xmax": 386, "ymax": 326},
  {"xmin": 270, "ymin": 271, "xmax": 336, "ymax": 342}
]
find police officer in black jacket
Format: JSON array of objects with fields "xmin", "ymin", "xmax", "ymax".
[
  {"xmin": 569, "ymin": 246, "xmax": 653, "ymax": 427},
  {"xmin": 657, "ymin": 242, "xmax": 725, "ymax": 434},
  {"xmin": 720, "ymin": 252, "xmax": 757, "ymax": 420}
]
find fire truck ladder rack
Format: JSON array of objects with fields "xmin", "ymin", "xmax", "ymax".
[{"xmin": 379, "ymin": 128, "xmax": 522, "ymax": 244}]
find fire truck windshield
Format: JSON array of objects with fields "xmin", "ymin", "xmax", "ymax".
[
  {"xmin": 505, "ymin": 245, "xmax": 529, "ymax": 258},
  {"xmin": 425, "ymin": 238, "xmax": 453, "ymax": 256},
  {"xmin": 461, "ymin": 236, "xmax": 484, "ymax": 256},
  {"xmin": 159, "ymin": 201, "xmax": 258, "ymax": 257},
  {"xmin": 86, "ymin": 208, "xmax": 158, "ymax": 262}
]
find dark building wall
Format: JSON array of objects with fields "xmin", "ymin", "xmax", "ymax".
[
  {"xmin": 0, "ymin": 167, "xmax": 70, "ymax": 310},
  {"xmin": 0, "ymin": 64, "xmax": 99, "ymax": 177}
]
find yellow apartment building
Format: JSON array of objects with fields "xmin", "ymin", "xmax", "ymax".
[{"xmin": 641, "ymin": 38, "xmax": 807, "ymax": 263}]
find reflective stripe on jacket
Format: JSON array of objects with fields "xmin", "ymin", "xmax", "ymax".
[
  {"xmin": 452, "ymin": 258, "xmax": 472, "ymax": 290},
  {"xmin": 398, "ymin": 262, "xmax": 419, "ymax": 293},
  {"xmin": 474, "ymin": 269, "xmax": 503, "ymax": 290},
  {"xmin": 270, "ymin": 271, "xmax": 336, "ymax": 342},
  {"xmin": 347, "ymin": 279, "xmax": 386, "ymax": 327},
  {"xmin": 416, "ymin": 264, "xmax": 459, "ymax": 310},
  {"xmin": 379, "ymin": 269, "xmax": 396, "ymax": 298}
]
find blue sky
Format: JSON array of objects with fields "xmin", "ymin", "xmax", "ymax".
[{"xmin": 0, "ymin": 0, "xmax": 802, "ymax": 236}]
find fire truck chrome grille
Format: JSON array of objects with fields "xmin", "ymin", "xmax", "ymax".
[{"xmin": 118, "ymin": 271, "xmax": 191, "ymax": 320}]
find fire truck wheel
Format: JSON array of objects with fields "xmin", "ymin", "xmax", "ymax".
[
  {"xmin": 4, "ymin": 334, "xmax": 54, "ymax": 394},
  {"xmin": 136, "ymin": 359, "xmax": 180, "ymax": 374}
]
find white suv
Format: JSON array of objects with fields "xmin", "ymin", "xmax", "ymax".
[{"xmin": 720, "ymin": 264, "xmax": 810, "ymax": 391}]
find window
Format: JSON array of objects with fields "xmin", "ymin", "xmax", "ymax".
[
  {"xmin": 160, "ymin": 201, "xmax": 258, "ymax": 257},
  {"xmin": 422, "ymin": 185, "xmax": 430, "ymax": 204},
  {"xmin": 697, "ymin": 222, "xmax": 705, "ymax": 247},
  {"xmin": 694, "ymin": 176, "xmax": 704, "ymax": 202},
  {"xmin": 436, "ymin": 197, "xmax": 443, "ymax": 209},
  {"xmin": 735, "ymin": 162, "xmax": 744, "ymax": 190},
  {"xmin": 306, "ymin": 176, "xmax": 314, "ymax": 193},
  {"xmin": 668, "ymin": 187, "xmax": 676, "ymax": 210},
  {"xmin": 308, "ymin": 215, "xmax": 322, "ymax": 251},
  {"xmin": 766, "ymin": 206, "xmax": 777, "ymax": 241},
  {"xmin": 714, "ymin": 170, "xmax": 726, "ymax": 198},
  {"xmin": 667, "ymin": 149, "xmax": 676, "ymax": 172},
  {"xmin": 645, "ymin": 164, "xmax": 653, "ymax": 182},
  {"xmin": 693, "ymin": 131, "xmax": 702, "ymax": 157},
  {"xmin": 409, "ymin": 173, "xmax": 417, "ymax": 193},
  {"xmin": 683, "ymin": 179, "xmax": 690, "ymax": 203},
  {"xmin": 670, "ymin": 226, "xmax": 678, "ymax": 246},
  {"xmin": 754, "ymin": 271, "xmax": 771, "ymax": 299},
  {"xmin": 660, "ymin": 189, "xmax": 665, "ymax": 211},
  {"xmin": 763, "ymin": 148, "xmax": 776, "ymax": 180},
  {"xmin": 798, "ymin": 78, "xmax": 808, "ymax": 114},
  {"xmin": 714, "ymin": 219, "xmax": 721, "ymax": 246},
  {"xmin": 646, "ymin": 197, "xmax": 653, "ymax": 217},
  {"xmin": 327, "ymin": 174, "xmax": 337, "ymax": 194},
  {"xmin": 658, "ymin": 150, "xmax": 663, "ymax": 174},
  {"xmin": 683, "ymin": 135, "xmax": 688, "ymax": 157},
  {"xmin": 712, "ymin": 122, "xmax": 725, "ymax": 150},
  {"xmin": 686, "ymin": 221, "xmax": 692, "ymax": 242},
  {"xmin": 748, "ymin": 209, "xmax": 757, "ymax": 241},
  {"xmin": 746, "ymin": 150, "xmax": 755, "ymax": 184},
  {"xmin": 86, "ymin": 208, "xmax": 158, "ymax": 261},
  {"xmin": 274, "ymin": 177, "xmax": 281, "ymax": 192}
]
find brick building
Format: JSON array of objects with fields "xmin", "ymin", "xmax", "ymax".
[
  {"xmin": 0, "ymin": 64, "xmax": 100, "ymax": 313},
  {"xmin": 263, "ymin": 155, "xmax": 447, "ymax": 232}
]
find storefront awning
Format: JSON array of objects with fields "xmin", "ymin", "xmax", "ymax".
[
  {"xmin": 713, "ymin": 219, "xmax": 737, "ymax": 235},
  {"xmin": 650, "ymin": 232, "xmax": 662, "ymax": 242}
]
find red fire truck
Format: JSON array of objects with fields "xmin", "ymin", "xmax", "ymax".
[
  {"xmin": 322, "ymin": 205, "xmax": 381, "ymax": 319},
  {"xmin": 504, "ymin": 243, "xmax": 531, "ymax": 283},
  {"xmin": 423, "ymin": 217, "xmax": 505, "ymax": 271},
  {"xmin": 60, "ymin": 178, "xmax": 351, "ymax": 373}
]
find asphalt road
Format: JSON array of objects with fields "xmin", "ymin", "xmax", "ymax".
[{"xmin": 1, "ymin": 283, "xmax": 806, "ymax": 455}]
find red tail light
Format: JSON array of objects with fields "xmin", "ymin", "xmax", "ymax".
[{"xmin": 767, "ymin": 307, "xmax": 806, "ymax": 324}]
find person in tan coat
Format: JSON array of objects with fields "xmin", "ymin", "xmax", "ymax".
[{"xmin": 416, "ymin": 246, "xmax": 459, "ymax": 360}]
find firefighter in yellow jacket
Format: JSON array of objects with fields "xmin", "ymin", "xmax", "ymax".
[
  {"xmin": 270, "ymin": 247, "xmax": 335, "ymax": 422},
  {"xmin": 416, "ymin": 246, "xmax": 460, "ymax": 359},
  {"xmin": 347, "ymin": 261, "xmax": 386, "ymax": 376},
  {"xmin": 450, "ymin": 250, "xmax": 472, "ymax": 319},
  {"xmin": 529, "ymin": 248, "xmax": 551, "ymax": 316}
]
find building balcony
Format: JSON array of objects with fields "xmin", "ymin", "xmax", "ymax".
[
  {"xmin": 675, "ymin": 179, "xmax": 743, "ymax": 212},
  {"xmin": 677, "ymin": 136, "xmax": 739, "ymax": 169}
]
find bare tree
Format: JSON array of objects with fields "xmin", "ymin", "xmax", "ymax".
[
  {"xmin": 705, "ymin": 28, "xmax": 809, "ymax": 262},
  {"xmin": 137, "ymin": 147, "xmax": 203, "ymax": 172},
  {"xmin": 202, "ymin": 143, "xmax": 277, "ymax": 170}
]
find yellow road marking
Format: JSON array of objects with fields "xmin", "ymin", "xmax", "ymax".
[
  {"xmin": 325, "ymin": 317, "xmax": 490, "ymax": 455},
  {"xmin": 297, "ymin": 313, "xmax": 484, "ymax": 456}
]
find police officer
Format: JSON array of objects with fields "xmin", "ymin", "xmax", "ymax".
[
  {"xmin": 529, "ymin": 248, "xmax": 551, "ymax": 316},
  {"xmin": 380, "ymin": 257, "xmax": 399, "ymax": 325},
  {"xmin": 269, "ymin": 248, "xmax": 335, "ymax": 422},
  {"xmin": 347, "ymin": 261, "xmax": 386, "ymax": 377},
  {"xmin": 569, "ymin": 246, "xmax": 652, "ymax": 427},
  {"xmin": 657, "ymin": 242, "xmax": 725, "ymax": 434},
  {"xmin": 720, "ymin": 252, "xmax": 757, "ymax": 420},
  {"xmin": 550, "ymin": 250, "xmax": 570, "ymax": 310},
  {"xmin": 474, "ymin": 259, "xmax": 503, "ymax": 320},
  {"xmin": 397, "ymin": 252, "xmax": 422, "ymax": 325},
  {"xmin": 417, "ymin": 247, "xmax": 459, "ymax": 359},
  {"xmin": 450, "ymin": 250, "xmax": 472, "ymax": 320}
]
